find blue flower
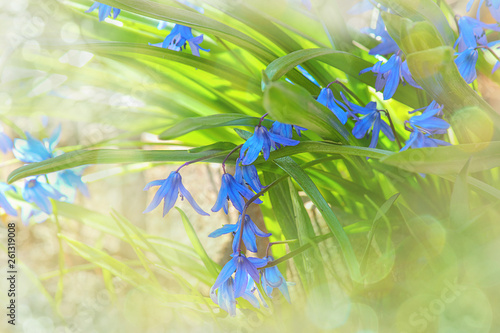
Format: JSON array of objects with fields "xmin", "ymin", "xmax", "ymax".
[
  {"xmin": 210, "ymin": 253, "xmax": 267, "ymax": 314},
  {"xmin": 348, "ymin": 101, "xmax": 394, "ymax": 148},
  {"xmin": 234, "ymin": 158, "xmax": 265, "ymax": 193},
  {"xmin": 212, "ymin": 173, "xmax": 262, "ymax": 214},
  {"xmin": 269, "ymin": 121, "xmax": 307, "ymax": 149},
  {"xmin": 242, "ymin": 278, "xmax": 268, "ymax": 309},
  {"xmin": 54, "ymin": 169, "xmax": 89, "ymax": 203},
  {"xmin": 143, "ymin": 171, "xmax": 208, "ymax": 216},
  {"xmin": 360, "ymin": 52, "xmax": 421, "ymax": 100},
  {"xmin": 297, "ymin": 65, "xmax": 319, "ymax": 86},
  {"xmin": 363, "ymin": 14, "xmax": 399, "ymax": 56},
  {"xmin": 211, "ymin": 277, "xmax": 237, "ymax": 316},
  {"xmin": 239, "ymin": 125, "xmax": 299, "ymax": 165},
  {"xmin": 13, "ymin": 126, "xmax": 60, "ymax": 163},
  {"xmin": 0, "ymin": 183, "xmax": 17, "ymax": 216},
  {"xmin": 21, "ymin": 206, "xmax": 49, "ymax": 225},
  {"xmin": 85, "ymin": 2, "xmax": 121, "ymax": 22},
  {"xmin": 149, "ymin": 24, "xmax": 209, "ymax": 57},
  {"xmin": 455, "ymin": 47, "xmax": 479, "ymax": 83},
  {"xmin": 467, "ymin": 0, "xmax": 500, "ymax": 22},
  {"xmin": 316, "ymin": 88, "xmax": 351, "ymax": 124},
  {"xmin": 22, "ymin": 177, "xmax": 65, "ymax": 215},
  {"xmin": 407, "ymin": 101, "xmax": 450, "ymax": 134},
  {"xmin": 208, "ymin": 214, "xmax": 271, "ymax": 253},
  {"xmin": 401, "ymin": 101, "xmax": 451, "ymax": 151},
  {"xmin": 261, "ymin": 256, "xmax": 291, "ymax": 303},
  {"xmin": 0, "ymin": 126, "xmax": 13, "ymax": 154}
]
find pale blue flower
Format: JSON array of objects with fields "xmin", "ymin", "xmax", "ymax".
[
  {"xmin": 22, "ymin": 177, "xmax": 65, "ymax": 215},
  {"xmin": 150, "ymin": 24, "xmax": 209, "ymax": 57},
  {"xmin": 261, "ymin": 256, "xmax": 291, "ymax": 303},
  {"xmin": 85, "ymin": 2, "xmax": 121, "ymax": 21},
  {"xmin": 0, "ymin": 183, "xmax": 17, "ymax": 216},
  {"xmin": 13, "ymin": 126, "xmax": 60, "ymax": 163}
]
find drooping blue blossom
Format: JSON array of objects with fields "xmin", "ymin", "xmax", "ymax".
[
  {"xmin": 212, "ymin": 277, "xmax": 237, "ymax": 316},
  {"xmin": 261, "ymin": 256, "xmax": 291, "ymax": 303},
  {"xmin": 270, "ymin": 121, "xmax": 307, "ymax": 140},
  {"xmin": 149, "ymin": 24, "xmax": 209, "ymax": 57},
  {"xmin": 13, "ymin": 126, "xmax": 60, "ymax": 163},
  {"xmin": 235, "ymin": 158, "xmax": 265, "ymax": 193},
  {"xmin": 360, "ymin": 52, "xmax": 421, "ymax": 100},
  {"xmin": 456, "ymin": 47, "xmax": 480, "ymax": 83},
  {"xmin": 348, "ymin": 101, "xmax": 395, "ymax": 148},
  {"xmin": 0, "ymin": 126, "xmax": 13, "ymax": 154},
  {"xmin": 210, "ymin": 253, "xmax": 267, "ymax": 315},
  {"xmin": 208, "ymin": 214, "xmax": 271, "ymax": 253},
  {"xmin": 54, "ymin": 169, "xmax": 89, "ymax": 203},
  {"xmin": 239, "ymin": 125, "xmax": 299, "ymax": 165},
  {"xmin": 363, "ymin": 14, "xmax": 399, "ymax": 56},
  {"xmin": 212, "ymin": 173, "xmax": 262, "ymax": 214},
  {"xmin": 0, "ymin": 183, "xmax": 17, "ymax": 217},
  {"xmin": 143, "ymin": 171, "xmax": 209, "ymax": 216},
  {"xmin": 22, "ymin": 177, "xmax": 65, "ymax": 215},
  {"xmin": 85, "ymin": 2, "xmax": 121, "ymax": 22},
  {"xmin": 316, "ymin": 88, "xmax": 352, "ymax": 124},
  {"xmin": 401, "ymin": 101, "xmax": 451, "ymax": 151},
  {"xmin": 467, "ymin": 0, "xmax": 500, "ymax": 22}
]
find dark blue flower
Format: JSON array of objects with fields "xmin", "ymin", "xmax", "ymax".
[
  {"xmin": 270, "ymin": 122, "xmax": 307, "ymax": 149},
  {"xmin": 0, "ymin": 183, "xmax": 17, "ymax": 217},
  {"xmin": 261, "ymin": 256, "xmax": 291, "ymax": 303},
  {"xmin": 316, "ymin": 88, "xmax": 351, "ymax": 124},
  {"xmin": 401, "ymin": 126, "xmax": 451, "ymax": 151},
  {"xmin": 360, "ymin": 52, "xmax": 421, "ymax": 100},
  {"xmin": 239, "ymin": 125, "xmax": 299, "ymax": 165},
  {"xmin": 13, "ymin": 126, "xmax": 60, "ymax": 163},
  {"xmin": 0, "ymin": 127, "xmax": 13, "ymax": 154},
  {"xmin": 348, "ymin": 101, "xmax": 394, "ymax": 148},
  {"xmin": 210, "ymin": 253, "xmax": 267, "ymax": 313},
  {"xmin": 234, "ymin": 158, "xmax": 265, "ymax": 193},
  {"xmin": 54, "ymin": 169, "xmax": 89, "ymax": 203},
  {"xmin": 143, "ymin": 171, "xmax": 208, "ymax": 216},
  {"xmin": 22, "ymin": 177, "xmax": 65, "ymax": 215},
  {"xmin": 85, "ymin": 2, "xmax": 121, "ymax": 22},
  {"xmin": 149, "ymin": 24, "xmax": 209, "ymax": 57},
  {"xmin": 212, "ymin": 173, "xmax": 262, "ymax": 214},
  {"xmin": 467, "ymin": 0, "xmax": 500, "ymax": 22},
  {"xmin": 208, "ymin": 214, "xmax": 271, "ymax": 253}
]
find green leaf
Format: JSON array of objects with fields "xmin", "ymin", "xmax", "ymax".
[
  {"xmin": 159, "ymin": 114, "xmax": 272, "ymax": 140},
  {"xmin": 176, "ymin": 207, "xmax": 221, "ymax": 278},
  {"xmin": 263, "ymin": 81, "xmax": 349, "ymax": 142},
  {"xmin": 8, "ymin": 142, "xmax": 391, "ymax": 183},
  {"xmin": 380, "ymin": 142, "xmax": 500, "ymax": 174},
  {"xmin": 273, "ymin": 156, "xmax": 361, "ymax": 281}
]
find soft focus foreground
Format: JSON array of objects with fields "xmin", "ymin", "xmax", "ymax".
[{"xmin": 1, "ymin": 0, "xmax": 500, "ymax": 332}]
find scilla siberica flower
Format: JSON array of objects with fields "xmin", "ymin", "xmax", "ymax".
[
  {"xmin": 401, "ymin": 101, "xmax": 451, "ymax": 150},
  {"xmin": 54, "ymin": 169, "xmax": 90, "ymax": 203},
  {"xmin": 209, "ymin": 214, "xmax": 271, "ymax": 253},
  {"xmin": 316, "ymin": 88, "xmax": 352, "ymax": 124},
  {"xmin": 261, "ymin": 256, "xmax": 291, "ymax": 303},
  {"xmin": 0, "ymin": 126, "xmax": 13, "ymax": 154},
  {"xmin": 234, "ymin": 158, "xmax": 265, "ymax": 193},
  {"xmin": 85, "ymin": 2, "xmax": 121, "ymax": 22},
  {"xmin": 270, "ymin": 121, "xmax": 307, "ymax": 139},
  {"xmin": 22, "ymin": 177, "xmax": 65, "ymax": 215},
  {"xmin": 143, "ymin": 171, "xmax": 209, "ymax": 216},
  {"xmin": 210, "ymin": 253, "xmax": 267, "ymax": 316},
  {"xmin": 0, "ymin": 183, "xmax": 18, "ymax": 217},
  {"xmin": 149, "ymin": 24, "xmax": 209, "ymax": 57},
  {"xmin": 348, "ymin": 101, "xmax": 394, "ymax": 148},
  {"xmin": 239, "ymin": 125, "xmax": 299, "ymax": 166},
  {"xmin": 212, "ymin": 173, "xmax": 262, "ymax": 214},
  {"xmin": 360, "ymin": 52, "xmax": 421, "ymax": 100},
  {"xmin": 467, "ymin": 0, "xmax": 500, "ymax": 22},
  {"xmin": 13, "ymin": 126, "xmax": 60, "ymax": 163}
]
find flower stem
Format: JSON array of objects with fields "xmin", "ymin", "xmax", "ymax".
[
  {"xmin": 176, "ymin": 151, "xmax": 228, "ymax": 173},
  {"xmin": 221, "ymin": 144, "xmax": 243, "ymax": 174},
  {"xmin": 380, "ymin": 109, "xmax": 402, "ymax": 150},
  {"xmin": 258, "ymin": 113, "xmax": 269, "ymax": 127}
]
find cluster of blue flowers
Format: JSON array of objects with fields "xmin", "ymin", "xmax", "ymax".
[
  {"xmin": 86, "ymin": 2, "xmax": 209, "ymax": 57},
  {"xmin": 0, "ymin": 126, "xmax": 89, "ymax": 224},
  {"xmin": 143, "ymin": 119, "xmax": 301, "ymax": 315}
]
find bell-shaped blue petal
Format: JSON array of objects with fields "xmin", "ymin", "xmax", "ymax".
[
  {"xmin": 0, "ymin": 183, "xmax": 17, "ymax": 216},
  {"xmin": 261, "ymin": 256, "xmax": 291, "ymax": 303},
  {"xmin": 85, "ymin": 2, "xmax": 121, "ymax": 21},
  {"xmin": 212, "ymin": 173, "xmax": 262, "ymax": 214},
  {"xmin": 150, "ymin": 24, "xmax": 209, "ymax": 57},
  {"xmin": 316, "ymin": 88, "xmax": 350, "ymax": 124},
  {"xmin": 455, "ymin": 47, "xmax": 479, "ymax": 84},
  {"xmin": 143, "ymin": 171, "xmax": 208, "ymax": 216},
  {"xmin": 22, "ymin": 178, "xmax": 65, "ymax": 215}
]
